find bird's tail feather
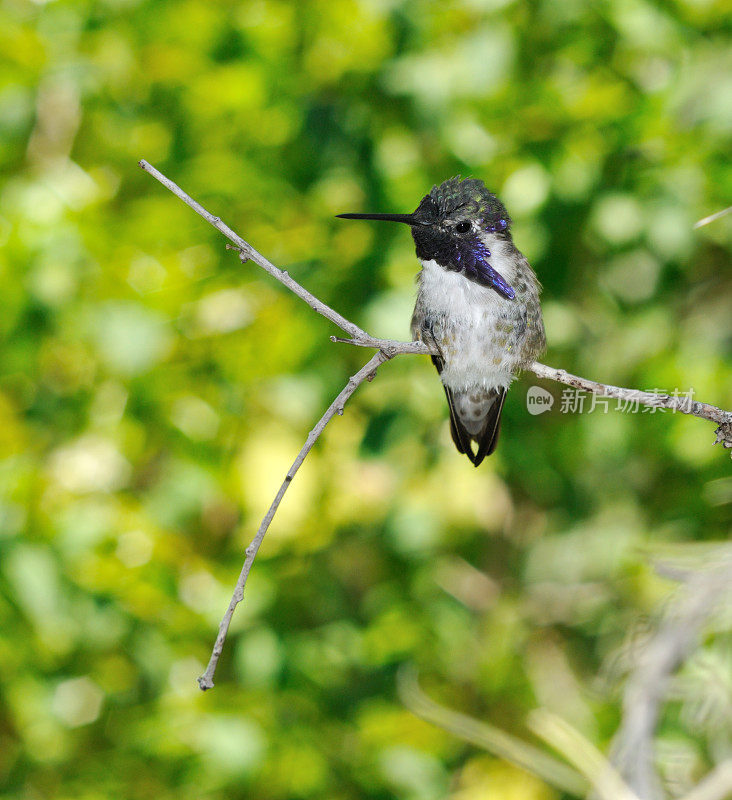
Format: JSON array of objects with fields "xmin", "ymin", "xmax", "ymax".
[{"xmin": 445, "ymin": 386, "xmax": 507, "ymax": 466}]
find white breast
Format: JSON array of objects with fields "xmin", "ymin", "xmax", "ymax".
[
  {"xmin": 417, "ymin": 259, "xmax": 508, "ymax": 320},
  {"xmin": 416, "ymin": 239, "xmax": 521, "ymax": 392}
]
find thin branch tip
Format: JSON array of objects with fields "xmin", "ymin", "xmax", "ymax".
[{"xmin": 694, "ymin": 206, "xmax": 732, "ymax": 229}]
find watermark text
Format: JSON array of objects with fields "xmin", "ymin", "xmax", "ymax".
[{"xmin": 527, "ymin": 387, "xmax": 696, "ymax": 414}]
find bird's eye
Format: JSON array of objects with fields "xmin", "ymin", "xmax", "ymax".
[{"xmin": 455, "ymin": 221, "xmax": 471, "ymax": 233}]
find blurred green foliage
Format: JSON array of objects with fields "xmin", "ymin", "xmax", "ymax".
[{"xmin": 1, "ymin": 0, "xmax": 730, "ymax": 798}]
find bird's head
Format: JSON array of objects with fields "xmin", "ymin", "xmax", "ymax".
[{"xmin": 337, "ymin": 176, "xmax": 515, "ymax": 299}]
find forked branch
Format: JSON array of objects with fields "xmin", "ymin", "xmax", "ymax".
[{"xmin": 138, "ymin": 160, "xmax": 732, "ymax": 690}]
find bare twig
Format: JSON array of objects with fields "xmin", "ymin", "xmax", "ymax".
[
  {"xmin": 137, "ymin": 160, "xmax": 732, "ymax": 690},
  {"xmin": 694, "ymin": 206, "xmax": 732, "ymax": 229},
  {"xmin": 609, "ymin": 556, "xmax": 732, "ymax": 799},
  {"xmin": 527, "ymin": 362, "xmax": 732, "ymax": 429},
  {"xmin": 197, "ymin": 350, "xmax": 391, "ymax": 689},
  {"xmin": 397, "ymin": 666, "xmax": 587, "ymax": 797},
  {"xmin": 330, "ymin": 335, "xmax": 431, "ymax": 357},
  {"xmin": 138, "ymin": 160, "xmax": 367, "ymax": 341}
]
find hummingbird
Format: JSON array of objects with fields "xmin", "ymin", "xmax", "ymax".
[{"xmin": 337, "ymin": 176, "xmax": 546, "ymax": 465}]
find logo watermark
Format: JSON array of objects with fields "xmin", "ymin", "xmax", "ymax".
[
  {"xmin": 526, "ymin": 386, "xmax": 696, "ymax": 414},
  {"xmin": 526, "ymin": 385, "xmax": 554, "ymax": 415}
]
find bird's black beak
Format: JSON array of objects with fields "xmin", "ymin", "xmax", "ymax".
[{"xmin": 336, "ymin": 212, "xmax": 422, "ymax": 225}]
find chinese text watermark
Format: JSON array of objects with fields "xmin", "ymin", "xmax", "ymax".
[{"xmin": 527, "ymin": 387, "xmax": 696, "ymax": 414}]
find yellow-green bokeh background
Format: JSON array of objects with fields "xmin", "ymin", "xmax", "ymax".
[{"xmin": 1, "ymin": 1, "xmax": 730, "ymax": 798}]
